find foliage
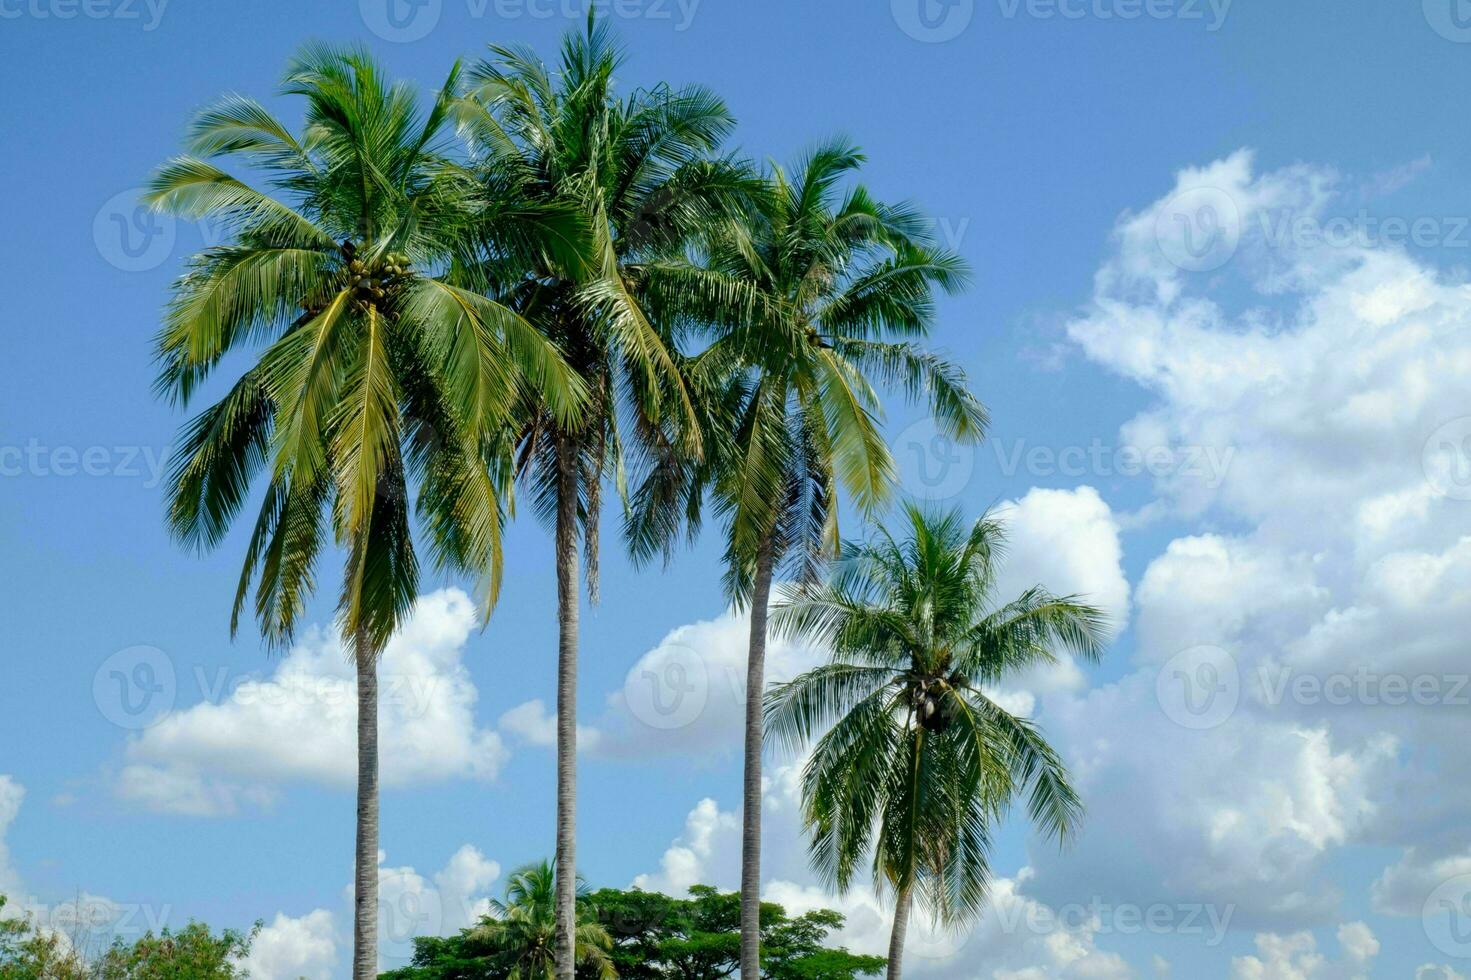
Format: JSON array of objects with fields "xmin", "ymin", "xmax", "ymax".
[
  {"xmin": 766, "ymin": 505, "xmax": 1109, "ymax": 925},
  {"xmin": 148, "ymin": 43, "xmax": 583, "ymax": 649},
  {"xmin": 380, "ymin": 883, "xmax": 882, "ymax": 980},
  {"xmin": 0, "ymin": 897, "xmax": 255, "ymax": 980},
  {"xmin": 627, "ymin": 140, "xmax": 987, "ymax": 594},
  {"xmin": 383, "ymin": 862, "xmax": 614, "ymax": 980}
]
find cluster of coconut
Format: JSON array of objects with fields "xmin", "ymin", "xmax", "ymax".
[
  {"xmin": 348, "ymin": 252, "xmax": 412, "ymax": 302},
  {"xmin": 913, "ymin": 677, "xmax": 958, "ymax": 733}
]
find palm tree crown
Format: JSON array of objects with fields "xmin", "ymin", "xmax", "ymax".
[
  {"xmin": 632, "ymin": 139, "xmax": 987, "ymax": 590},
  {"xmin": 472, "ymin": 861, "xmax": 617, "ymax": 980},
  {"xmin": 765, "ymin": 505, "xmax": 1108, "ymax": 974}
]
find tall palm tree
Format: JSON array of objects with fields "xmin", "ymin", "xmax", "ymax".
[
  {"xmin": 765, "ymin": 505, "xmax": 1108, "ymax": 980},
  {"xmin": 455, "ymin": 20, "xmax": 751, "ymax": 980},
  {"xmin": 471, "ymin": 860, "xmax": 617, "ymax": 980},
  {"xmin": 629, "ymin": 142, "xmax": 987, "ymax": 980},
  {"xmin": 148, "ymin": 47, "xmax": 584, "ymax": 980}
]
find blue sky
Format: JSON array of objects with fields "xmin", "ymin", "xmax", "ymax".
[{"xmin": 5, "ymin": 0, "xmax": 1471, "ymax": 976}]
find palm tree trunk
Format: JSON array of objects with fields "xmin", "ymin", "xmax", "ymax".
[
  {"xmin": 352, "ymin": 628, "xmax": 380, "ymax": 980},
  {"xmin": 886, "ymin": 881, "xmax": 913, "ymax": 980},
  {"xmin": 739, "ymin": 532, "xmax": 776, "ymax": 980},
  {"xmin": 554, "ymin": 442, "xmax": 581, "ymax": 980}
]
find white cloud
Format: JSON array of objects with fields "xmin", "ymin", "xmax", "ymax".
[
  {"xmin": 993, "ymin": 487, "xmax": 1130, "ymax": 697},
  {"xmin": 0, "ymin": 775, "xmax": 24, "ymax": 900},
  {"xmin": 631, "ymin": 798, "xmax": 739, "ymax": 896},
  {"xmin": 1371, "ymin": 848, "xmax": 1471, "ymax": 917},
  {"xmin": 1004, "ymin": 148, "xmax": 1471, "ymax": 937},
  {"xmin": 241, "ymin": 909, "xmax": 337, "ymax": 980},
  {"xmin": 1229, "ymin": 923, "xmax": 1378, "ymax": 979},
  {"xmin": 116, "ymin": 590, "xmax": 509, "ymax": 815},
  {"xmin": 598, "ymin": 606, "xmax": 827, "ymax": 759},
  {"xmin": 375, "ymin": 845, "xmax": 500, "ymax": 971},
  {"xmin": 497, "ymin": 699, "xmax": 603, "ymax": 753}
]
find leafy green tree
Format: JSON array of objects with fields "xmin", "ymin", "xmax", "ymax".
[
  {"xmin": 380, "ymin": 883, "xmax": 878, "ymax": 980},
  {"xmin": 147, "ymin": 47, "xmax": 582, "ymax": 980},
  {"xmin": 382, "ymin": 862, "xmax": 613, "ymax": 980},
  {"xmin": 0, "ymin": 896, "xmax": 89, "ymax": 980},
  {"xmin": 591, "ymin": 886, "xmax": 880, "ymax": 980},
  {"xmin": 473, "ymin": 862, "xmax": 615, "ymax": 980},
  {"xmin": 629, "ymin": 143, "xmax": 986, "ymax": 980},
  {"xmin": 454, "ymin": 21, "xmax": 749, "ymax": 978},
  {"xmin": 766, "ymin": 505, "xmax": 1108, "ymax": 980},
  {"xmin": 0, "ymin": 897, "xmax": 255, "ymax": 980},
  {"xmin": 94, "ymin": 923, "xmax": 256, "ymax": 980}
]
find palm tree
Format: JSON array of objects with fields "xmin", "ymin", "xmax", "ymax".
[
  {"xmin": 765, "ymin": 505, "xmax": 1108, "ymax": 980},
  {"xmin": 148, "ymin": 47, "xmax": 584, "ymax": 980},
  {"xmin": 628, "ymin": 142, "xmax": 987, "ymax": 980},
  {"xmin": 454, "ymin": 20, "xmax": 751, "ymax": 980},
  {"xmin": 471, "ymin": 860, "xmax": 616, "ymax": 980}
]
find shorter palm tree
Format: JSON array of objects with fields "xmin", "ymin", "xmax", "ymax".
[
  {"xmin": 765, "ymin": 505, "xmax": 1108, "ymax": 980},
  {"xmin": 470, "ymin": 861, "xmax": 617, "ymax": 980}
]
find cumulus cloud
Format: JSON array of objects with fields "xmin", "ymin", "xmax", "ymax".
[
  {"xmin": 374, "ymin": 845, "xmax": 501, "ymax": 971},
  {"xmin": 1229, "ymin": 923, "xmax": 1378, "ymax": 979},
  {"xmin": 0, "ymin": 776, "xmax": 24, "ymax": 900},
  {"xmin": 247, "ymin": 843, "xmax": 502, "ymax": 977},
  {"xmin": 241, "ymin": 909, "xmax": 337, "ymax": 980},
  {"xmin": 497, "ymin": 699, "xmax": 603, "ymax": 753},
  {"xmin": 115, "ymin": 590, "xmax": 509, "ymax": 815},
  {"xmin": 987, "ymin": 148, "xmax": 1471, "ymax": 940},
  {"xmin": 597, "ymin": 606, "xmax": 828, "ymax": 759}
]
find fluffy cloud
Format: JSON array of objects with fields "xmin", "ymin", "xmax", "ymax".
[
  {"xmin": 497, "ymin": 698, "xmax": 603, "ymax": 753},
  {"xmin": 597, "ymin": 606, "xmax": 828, "ymax": 759},
  {"xmin": 1229, "ymin": 923, "xmax": 1378, "ymax": 979},
  {"xmin": 243, "ymin": 844, "xmax": 502, "ymax": 977},
  {"xmin": 116, "ymin": 590, "xmax": 509, "ymax": 815},
  {"xmin": 631, "ymin": 797, "xmax": 739, "ymax": 896},
  {"xmin": 993, "ymin": 487, "xmax": 1131, "ymax": 698},
  {"xmin": 0, "ymin": 776, "xmax": 24, "ymax": 900},
  {"xmin": 241, "ymin": 909, "xmax": 337, "ymax": 980},
  {"xmin": 999, "ymin": 148, "xmax": 1471, "ymax": 942},
  {"xmin": 375, "ymin": 844, "xmax": 501, "ymax": 970}
]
